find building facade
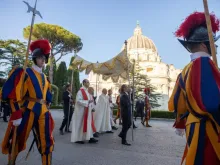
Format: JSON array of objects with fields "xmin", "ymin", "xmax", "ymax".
[{"xmin": 88, "ymin": 23, "xmax": 181, "ymax": 110}]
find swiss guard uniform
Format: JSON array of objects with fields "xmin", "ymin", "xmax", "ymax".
[
  {"xmin": 142, "ymin": 88, "xmax": 151, "ymax": 127},
  {"xmin": 168, "ymin": 12, "xmax": 220, "ymax": 165},
  {"xmin": 114, "ymin": 94, "xmax": 122, "ymax": 125},
  {"xmin": 1, "ymin": 39, "xmax": 55, "ymax": 165}
]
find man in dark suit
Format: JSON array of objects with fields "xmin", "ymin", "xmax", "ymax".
[
  {"xmin": 59, "ymin": 83, "xmax": 74, "ymax": 135},
  {"xmin": 135, "ymin": 98, "xmax": 144, "ymax": 121},
  {"xmin": 118, "ymin": 84, "xmax": 132, "ymax": 146}
]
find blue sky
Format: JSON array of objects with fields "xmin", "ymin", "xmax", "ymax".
[{"xmin": 1, "ymin": 0, "xmax": 220, "ymax": 81}]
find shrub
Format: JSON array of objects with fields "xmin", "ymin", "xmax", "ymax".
[
  {"xmin": 50, "ymin": 105, "xmax": 63, "ymax": 109},
  {"xmin": 50, "ymin": 107, "xmax": 175, "ymax": 119},
  {"xmin": 113, "ymin": 109, "xmax": 175, "ymax": 119},
  {"xmin": 151, "ymin": 111, "xmax": 175, "ymax": 119}
]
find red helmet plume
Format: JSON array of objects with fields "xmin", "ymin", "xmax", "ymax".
[
  {"xmin": 30, "ymin": 39, "xmax": 51, "ymax": 56},
  {"xmin": 175, "ymin": 12, "xmax": 220, "ymax": 39},
  {"xmin": 144, "ymin": 88, "xmax": 150, "ymax": 93}
]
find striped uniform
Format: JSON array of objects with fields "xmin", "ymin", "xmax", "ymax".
[
  {"xmin": 168, "ymin": 57, "xmax": 220, "ymax": 165},
  {"xmin": 1, "ymin": 67, "xmax": 54, "ymax": 165},
  {"xmin": 144, "ymin": 95, "xmax": 151, "ymax": 120},
  {"xmin": 116, "ymin": 95, "xmax": 120, "ymax": 118}
]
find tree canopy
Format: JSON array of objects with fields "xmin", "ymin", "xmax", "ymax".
[
  {"xmin": 23, "ymin": 23, "xmax": 83, "ymax": 83},
  {"xmin": 54, "ymin": 61, "xmax": 68, "ymax": 103},
  {"xmin": 23, "ymin": 23, "xmax": 83, "ymax": 62},
  {"xmin": 0, "ymin": 39, "xmax": 32, "ymax": 76}
]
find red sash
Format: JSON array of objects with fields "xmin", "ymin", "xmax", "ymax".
[
  {"xmin": 81, "ymin": 89, "xmax": 89, "ymax": 133},
  {"xmin": 81, "ymin": 89, "xmax": 97, "ymax": 133}
]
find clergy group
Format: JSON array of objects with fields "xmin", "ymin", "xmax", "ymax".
[{"xmin": 60, "ymin": 79, "xmax": 121, "ymax": 144}]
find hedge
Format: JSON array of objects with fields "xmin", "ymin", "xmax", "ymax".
[
  {"xmin": 50, "ymin": 105, "xmax": 63, "ymax": 109},
  {"xmin": 150, "ymin": 111, "xmax": 175, "ymax": 119},
  {"xmin": 50, "ymin": 107, "xmax": 175, "ymax": 119}
]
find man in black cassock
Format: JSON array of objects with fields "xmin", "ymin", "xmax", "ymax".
[{"xmin": 59, "ymin": 83, "xmax": 74, "ymax": 135}]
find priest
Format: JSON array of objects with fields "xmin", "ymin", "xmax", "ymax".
[
  {"xmin": 94, "ymin": 88, "xmax": 113, "ymax": 133},
  {"xmin": 71, "ymin": 79, "xmax": 98, "ymax": 144}
]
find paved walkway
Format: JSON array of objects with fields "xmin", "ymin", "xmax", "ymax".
[{"xmin": 0, "ymin": 110, "xmax": 185, "ymax": 165}]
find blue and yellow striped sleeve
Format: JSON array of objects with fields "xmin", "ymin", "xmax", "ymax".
[
  {"xmin": 1, "ymin": 68, "xmax": 28, "ymax": 119},
  {"xmin": 168, "ymin": 73, "xmax": 187, "ymax": 128}
]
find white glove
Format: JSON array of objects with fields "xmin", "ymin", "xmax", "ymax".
[
  {"xmin": 12, "ymin": 118, "xmax": 22, "ymax": 126},
  {"xmin": 175, "ymin": 129, "xmax": 185, "ymax": 137}
]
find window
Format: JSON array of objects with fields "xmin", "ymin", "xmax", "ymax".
[{"xmin": 146, "ymin": 67, "xmax": 153, "ymax": 72}]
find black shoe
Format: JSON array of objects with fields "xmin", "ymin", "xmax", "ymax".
[
  {"xmin": 93, "ymin": 132, "xmax": 99, "ymax": 138},
  {"xmin": 118, "ymin": 133, "xmax": 122, "ymax": 138},
  {"xmin": 89, "ymin": 138, "xmax": 98, "ymax": 143},
  {"xmin": 75, "ymin": 141, "xmax": 85, "ymax": 144},
  {"xmin": 112, "ymin": 126, "xmax": 118, "ymax": 130},
  {"xmin": 133, "ymin": 125, "xmax": 137, "ymax": 129},
  {"xmin": 65, "ymin": 130, "xmax": 72, "ymax": 133},
  {"xmin": 122, "ymin": 141, "xmax": 131, "ymax": 146},
  {"xmin": 3, "ymin": 119, "xmax": 8, "ymax": 122},
  {"xmin": 106, "ymin": 131, "xmax": 114, "ymax": 133},
  {"xmin": 60, "ymin": 130, "xmax": 64, "ymax": 135}
]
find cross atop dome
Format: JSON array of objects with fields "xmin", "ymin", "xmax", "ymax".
[{"xmin": 134, "ymin": 20, "xmax": 142, "ymax": 35}]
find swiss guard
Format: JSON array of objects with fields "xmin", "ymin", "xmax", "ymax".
[
  {"xmin": 1, "ymin": 39, "xmax": 55, "ymax": 165},
  {"xmin": 141, "ymin": 87, "xmax": 152, "ymax": 127},
  {"xmin": 168, "ymin": 12, "xmax": 220, "ymax": 165}
]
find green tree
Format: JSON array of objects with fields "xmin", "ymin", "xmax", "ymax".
[
  {"xmin": 0, "ymin": 39, "xmax": 31, "ymax": 74},
  {"xmin": 54, "ymin": 61, "xmax": 68, "ymax": 103},
  {"xmin": 130, "ymin": 60, "xmax": 161, "ymax": 108},
  {"xmin": 68, "ymin": 56, "xmax": 80, "ymax": 98},
  {"xmin": 23, "ymin": 23, "xmax": 83, "ymax": 83}
]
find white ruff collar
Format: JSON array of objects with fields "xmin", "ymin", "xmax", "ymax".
[
  {"xmin": 32, "ymin": 64, "xmax": 43, "ymax": 73},
  {"xmin": 190, "ymin": 52, "xmax": 210, "ymax": 61}
]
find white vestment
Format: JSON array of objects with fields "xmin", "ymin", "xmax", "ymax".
[
  {"xmin": 71, "ymin": 86, "xmax": 93, "ymax": 142},
  {"xmin": 108, "ymin": 95, "xmax": 115, "ymax": 127},
  {"xmin": 94, "ymin": 94, "xmax": 112, "ymax": 132}
]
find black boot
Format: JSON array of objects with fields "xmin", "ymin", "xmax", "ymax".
[
  {"xmin": 3, "ymin": 118, "xmax": 8, "ymax": 122},
  {"xmin": 65, "ymin": 129, "xmax": 71, "ymax": 133},
  {"xmin": 122, "ymin": 140, "xmax": 131, "ymax": 146},
  {"xmin": 89, "ymin": 138, "xmax": 98, "ymax": 143},
  {"xmin": 93, "ymin": 132, "xmax": 99, "ymax": 138},
  {"xmin": 59, "ymin": 129, "xmax": 64, "ymax": 135},
  {"xmin": 112, "ymin": 126, "xmax": 118, "ymax": 130}
]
